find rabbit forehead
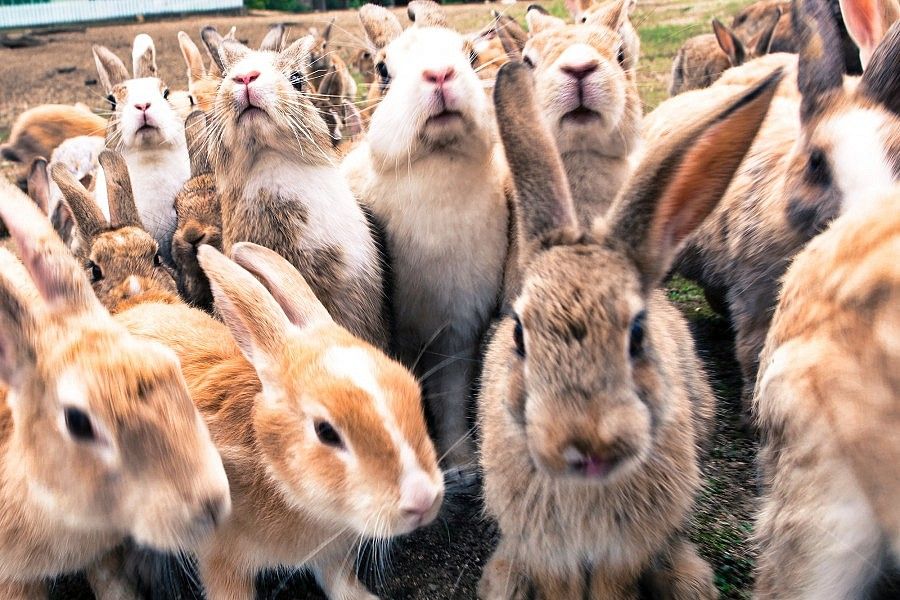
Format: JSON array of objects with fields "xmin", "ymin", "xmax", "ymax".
[
  {"xmin": 526, "ymin": 24, "xmax": 621, "ymax": 64},
  {"xmin": 119, "ymin": 77, "xmax": 168, "ymax": 101},
  {"xmin": 90, "ymin": 228, "xmax": 157, "ymax": 260},
  {"xmin": 385, "ymin": 25, "xmax": 467, "ymax": 67}
]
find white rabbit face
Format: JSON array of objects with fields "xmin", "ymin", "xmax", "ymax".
[
  {"xmin": 367, "ymin": 26, "xmax": 492, "ymax": 162},
  {"xmin": 112, "ymin": 78, "xmax": 184, "ymax": 150}
]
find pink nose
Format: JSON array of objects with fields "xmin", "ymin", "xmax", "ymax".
[
  {"xmin": 423, "ymin": 67, "xmax": 456, "ymax": 86},
  {"xmin": 233, "ymin": 71, "xmax": 260, "ymax": 86},
  {"xmin": 134, "ymin": 102, "xmax": 150, "ymax": 112},
  {"xmin": 400, "ymin": 477, "xmax": 441, "ymax": 521},
  {"xmin": 561, "ymin": 60, "xmax": 598, "ymax": 80}
]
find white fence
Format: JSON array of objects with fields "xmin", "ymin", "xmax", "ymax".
[{"xmin": 0, "ymin": 0, "xmax": 244, "ymax": 30}]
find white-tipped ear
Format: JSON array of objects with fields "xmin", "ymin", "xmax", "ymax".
[{"xmin": 132, "ymin": 33, "xmax": 158, "ymax": 78}]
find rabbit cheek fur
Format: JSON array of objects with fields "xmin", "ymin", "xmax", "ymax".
[
  {"xmin": 343, "ymin": 18, "xmax": 508, "ymax": 466},
  {"xmin": 210, "ymin": 48, "xmax": 388, "ymax": 349},
  {"xmin": 524, "ymin": 14, "xmax": 642, "ymax": 226}
]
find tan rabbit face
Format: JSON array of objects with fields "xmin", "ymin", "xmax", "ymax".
[
  {"xmin": 523, "ymin": 20, "xmax": 635, "ymax": 154},
  {"xmin": 508, "ymin": 243, "xmax": 653, "ymax": 481},
  {"xmin": 253, "ymin": 329, "xmax": 444, "ymax": 537},
  {"xmin": 84, "ymin": 227, "xmax": 177, "ymax": 311}
]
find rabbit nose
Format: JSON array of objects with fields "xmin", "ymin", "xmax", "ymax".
[
  {"xmin": 233, "ymin": 71, "xmax": 260, "ymax": 86},
  {"xmin": 423, "ymin": 67, "xmax": 456, "ymax": 86},
  {"xmin": 400, "ymin": 473, "xmax": 441, "ymax": 523},
  {"xmin": 562, "ymin": 443, "xmax": 617, "ymax": 478},
  {"xmin": 561, "ymin": 60, "xmax": 598, "ymax": 80},
  {"xmin": 134, "ymin": 102, "xmax": 151, "ymax": 112}
]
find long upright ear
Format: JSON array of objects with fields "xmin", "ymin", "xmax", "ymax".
[
  {"xmin": 259, "ymin": 23, "xmax": 287, "ymax": 52},
  {"xmin": 359, "ymin": 4, "xmax": 403, "ymax": 50},
  {"xmin": 51, "ymin": 162, "xmax": 106, "ymax": 247},
  {"xmin": 98, "ymin": 151, "xmax": 142, "ymax": 229},
  {"xmin": 407, "ymin": 0, "xmax": 449, "ymax": 28},
  {"xmin": 26, "ymin": 158, "xmax": 50, "ymax": 216},
  {"xmin": 495, "ymin": 62, "xmax": 577, "ymax": 261},
  {"xmin": 605, "ymin": 69, "xmax": 782, "ymax": 291},
  {"xmin": 92, "ymin": 45, "xmax": 129, "ymax": 93},
  {"xmin": 185, "ymin": 111, "xmax": 211, "ymax": 177},
  {"xmin": 712, "ymin": 18, "xmax": 747, "ymax": 66},
  {"xmin": 0, "ymin": 264, "xmax": 38, "ymax": 389},
  {"xmin": 197, "ymin": 245, "xmax": 291, "ymax": 385},
  {"xmin": 230, "ymin": 242, "xmax": 334, "ymax": 330},
  {"xmin": 751, "ymin": 6, "xmax": 783, "ymax": 56},
  {"xmin": 858, "ymin": 21, "xmax": 900, "ymax": 114},
  {"xmin": 0, "ymin": 178, "xmax": 101, "ymax": 316},
  {"xmin": 587, "ymin": 0, "xmax": 630, "ymax": 31},
  {"xmin": 201, "ymin": 26, "xmax": 227, "ymax": 74},
  {"xmin": 497, "ymin": 25, "xmax": 524, "ymax": 60},
  {"xmin": 323, "ymin": 17, "xmax": 335, "ymax": 44},
  {"xmin": 840, "ymin": 0, "xmax": 900, "ymax": 68},
  {"xmin": 132, "ymin": 34, "xmax": 159, "ymax": 79},
  {"xmin": 526, "ymin": 6, "xmax": 567, "ymax": 34},
  {"xmin": 794, "ymin": 0, "xmax": 845, "ymax": 121},
  {"xmin": 178, "ymin": 31, "xmax": 207, "ymax": 84}
]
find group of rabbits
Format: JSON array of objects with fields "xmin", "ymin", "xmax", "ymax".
[{"xmin": 0, "ymin": 0, "xmax": 897, "ymax": 597}]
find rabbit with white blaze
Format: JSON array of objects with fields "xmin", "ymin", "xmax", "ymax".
[
  {"xmin": 478, "ymin": 62, "xmax": 781, "ymax": 599},
  {"xmin": 343, "ymin": 1, "xmax": 509, "ymax": 466}
]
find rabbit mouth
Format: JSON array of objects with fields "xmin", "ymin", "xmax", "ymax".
[
  {"xmin": 426, "ymin": 110, "xmax": 463, "ymax": 126},
  {"xmin": 561, "ymin": 105, "xmax": 600, "ymax": 124},
  {"xmin": 237, "ymin": 106, "xmax": 266, "ymax": 123}
]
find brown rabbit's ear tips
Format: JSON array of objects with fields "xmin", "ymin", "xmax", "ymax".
[
  {"xmin": 26, "ymin": 157, "xmax": 50, "ymax": 216},
  {"xmin": 527, "ymin": 4, "xmax": 549, "ymax": 15}
]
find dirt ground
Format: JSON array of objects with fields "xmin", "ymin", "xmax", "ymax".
[{"xmin": 1, "ymin": 2, "xmax": 761, "ymax": 599}]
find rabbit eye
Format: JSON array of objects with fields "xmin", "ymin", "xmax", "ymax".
[
  {"xmin": 162, "ymin": 88, "xmax": 170, "ymax": 100},
  {"xmin": 153, "ymin": 253, "xmax": 162, "ymax": 267},
  {"xmin": 315, "ymin": 420, "xmax": 344, "ymax": 448},
  {"xmin": 806, "ymin": 148, "xmax": 831, "ymax": 186},
  {"xmin": 629, "ymin": 310, "xmax": 647, "ymax": 359},
  {"xmin": 580, "ymin": 15, "xmax": 588, "ymax": 23},
  {"xmin": 522, "ymin": 55, "xmax": 535, "ymax": 69},
  {"xmin": 289, "ymin": 71, "xmax": 305, "ymax": 92},
  {"xmin": 512, "ymin": 314, "xmax": 525, "ymax": 358},
  {"xmin": 88, "ymin": 261, "xmax": 103, "ymax": 283},
  {"xmin": 617, "ymin": 46, "xmax": 626, "ymax": 66},
  {"xmin": 64, "ymin": 407, "xmax": 96, "ymax": 442},
  {"xmin": 376, "ymin": 61, "xmax": 391, "ymax": 85},
  {"xmin": 189, "ymin": 94, "xmax": 196, "ymax": 107},
  {"xmin": 106, "ymin": 94, "xmax": 116, "ymax": 110}
]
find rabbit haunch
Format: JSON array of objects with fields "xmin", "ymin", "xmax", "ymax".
[{"xmin": 209, "ymin": 36, "xmax": 387, "ymax": 349}]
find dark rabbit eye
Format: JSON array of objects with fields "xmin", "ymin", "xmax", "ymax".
[
  {"xmin": 513, "ymin": 314, "xmax": 525, "ymax": 358},
  {"xmin": 523, "ymin": 55, "xmax": 535, "ymax": 69},
  {"xmin": 629, "ymin": 310, "xmax": 647, "ymax": 359},
  {"xmin": 806, "ymin": 148, "xmax": 831, "ymax": 186},
  {"xmin": 376, "ymin": 61, "xmax": 391, "ymax": 84},
  {"xmin": 580, "ymin": 15, "xmax": 588, "ymax": 23},
  {"xmin": 162, "ymin": 88, "xmax": 170, "ymax": 100},
  {"xmin": 65, "ymin": 407, "xmax": 96, "ymax": 442},
  {"xmin": 189, "ymin": 94, "xmax": 196, "ymax": 106},
  {"xmin": 153, "ymin": 253, "xmax": 162, "ymax": 267},
  {"xmin": 617, "ymin": 45, "xmax": 626, "ymax": 65},
  {"xmin": 106, "ymin": 94, "xmax": 116, "ymax": 109},
  {"xmin": 289, "ymin": 71, "xmax": 304, "ymax": 92},
  {"xmin": 315, "ymin": 420, "xmax": 344, "ymax": 448},
  {"xmin": 88, "ymin": 261, "xmax": 103, "ymax": 283}
]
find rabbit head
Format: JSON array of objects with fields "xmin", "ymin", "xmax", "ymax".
[
  {"xmin": 305, "ymin": 18, "xmax": 339, "ymax": 90},
  {"xmin": 93, "ymin": 34, "xmax": 185, "ymax": 153},
  {"xmin": 198, "ymin": 242, "xmax": 444, "ymax": 536},
  {"xmin": 493, "ymin": 61, "xmax": 779, "ymax": 478},
  {"xmin": 0, "ymin": 180, "xmax": 229, "ymax": 549},
  {"xmin": 523, "ymin": 0, "xmax": 641, "ymax": 156},
  {"xmin": 178, "ymin": 31, "xmax": 221, "ymax": 113},
  {"xmin": 359, "ymin": 1, "xmax": 494, "ymax": 163},
  {"xmin": 352, "ymin": 47, "xmax": 376, "ymax": 83},
  {"xmin": 52, "ymin": 151, "xmax": 177, "ymax": 313}
]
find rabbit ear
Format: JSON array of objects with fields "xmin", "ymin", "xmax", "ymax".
[
  {"xmin": 178, "ymin": 31, "xmax": 207, "ymax": 83},
  {"xmin": 0, "ymin": 178, "xmax": 101, "ymax": 317},
  {"xmin": 605, "ymin": 69, "xmax": 782, "ymax": 292},
  {"xmin": 219, "ymin": 39, "xmax": 251, "ymax": 72},
  {"xmin": 858, "ymin": 21, "xmax": 900, "ymax": 115},
  {"xmin": 323, "ymin": 17, "xmax": 335, "ymax": 43},
  {"xmin": 407, "ymin": 0, "xmax": 448, "ymax": 28},
  {"xmin": 751, "ymin": 7, "xmax": 783, "ymax": 56},
  {"xmin": 341, "ymin": 100, "xmax": 364, "ymax": 138},
  {"xmin": 92, "ymin": 45, "xmax": 129, "ymax": 93},
  {"xmin": 51, "ymin": 162, "xmax": 106, "ymax": 245},
  {"xmin": 359, "ymin": 4, "xmax": 403, "ymax": 50},
  {"xmin": 26, "ymin": 158, "xmax": 50, "ymax": 216},
  {"xmin": 497, "ymin": 24, "xmax": 524, "ymax": 60},
  {"xmin": 230, "ymin": 242, "xmax": 334, "ymax": 330},
  {"xmin": 585, "ymin": 0, "xmax": 630, "ymax": 32},
  {"xmin": 840, "ymin": 0, "xmax": 900, "ymax": 68},
  {"xmin": 712, "ymin": 18, "xmax": 746, "ymax": 66},
  {"xmin": 201, "ymin": 26, "xmax": 227, "ymax": 74},
  {"xmin": 259, "ymin": 23, "xmax": 287, "ymax": 52},
  {"xmin": 98, "ymin": 151, "xmax": 142, "ymax": 229},
  {"xmin": 0, "ymin": 264, "xmax": 39, "ymax": 389},
  {"xmin": 564, "ymin": 0, "xmax": 593, "ymax": 19},
  {"xmin": 526, "ymin": 6, "xmax": 566, "ymax": 34},
  {"xmin": 494, "ymin": 63, "xmax": 577, "ymax": 259},
  {"xmin": 277, "ymin": 35, "xmax": 316, "ymax": 73},
  {"xmin": 198, "ymin": 245, "xmax": 291, "ymax": 388},
  {"xmin": 794, "ymin": 0, "xmax": 845, "ymax": 122},
  {"xmin": 132, "ymin": 34, "xmax": 159, "ymax": 79},
  {"xmin": 185, "ymin": 111, "xmax": 211, "ymax": 177}
]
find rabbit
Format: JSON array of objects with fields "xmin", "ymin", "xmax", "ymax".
[
  {"xmin": 342, "ymin": 0, "xmax": 510, "ymax": 466},
  {"xmin": 306, "ymin": 18, "xmax": 359, "ymax": 98},
  {"xmin": 200, "ymin": 24, "xmax": 237, "ymax": 78},
  {"xmin": 172, "ymin": 110, "xmax": 221, "ymax": 312},
  {"xmin": 46, "ymin": 135, "xmax": 104, "ymax": 232},
  {"xmin": 469, "ymin": 10, "xmax": 529, "ymax": 83},
  {"xmin": 0, "ymin": 176, "xmax": 229, "ymax": 599},
  {"xmin": 660, "ymin": 0, "xmax": 900, "ymax": 410},
  {"xmin": 523, "ymin": 1, "xmax": 642, "ymax": 230},
  {"xmin": 0, "ymin": 103, "xmax": 106, "ymax": 182},
  {"xmin": 840, "ymin": 0, "xmax": 900, "ymax": 66},
  {"xmin": 178, "ymin": 31, "xmax": 222, "ymax": 113},
  {"xmin": 564, "ymin": 0, "xmax": 641, "ymax": 74},
  {"xmin": 115, "ymin": 241, "xmax": 444, "ymax": 600},
  {"xmin": 52, "ymin": 149, "xmax": 179, "ymax": 314},
  {"xmin": 669, "ymin": 9, "xmax": 782, "ymax": 96},
  {"xmin": 206, "ymin": 31, "xmax": 388, "ymax": 350},
  {"xmin": 478, "ymin": 61, "xmax": 780, "ymax": 600},
  {"xmin": 92, "ymin": 33, "xmax": 191, "ymax": 266},
  {"xmin": 352, "ymin": 47, "xmax": 376, "ymax": 84},
  {"xmin": 751, "ymin": 187, "xmax": 900, "ymax": 599},
  {"xmin": 312, "ymin": 66, "xmax": 364, "ymax": 150}
]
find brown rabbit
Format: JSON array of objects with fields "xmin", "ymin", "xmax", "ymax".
[
  {"xmin": 116, "ymin": 242, "xmax": 443, "ymax": 600},
  {"xmin": 523, "ymin": 1, "xmax": 642, "ymax": 229},
  {"xmin": 178, "ymin": 31, "xmax": 222, "ymax": 113},
  {"xmin": 0, "ymin": 177, "xmax": 229, "ymax": 599},
  {"xmin": 172, "ymin": 111, "xmax": 221, "ymax": 312},
  {"xmin": 731, "ymin": 0, "xmax": 795, "ymax": 52},
  {"xmin": 312, "ymin": 66, "xmax": 364, "ymax": 150},
  {"xmin": 670, "ymin": 0, "xmax": 900, "ymax": 409},
  {"xmin": 478, "ymin": 62, "xmax": 780, "ymax": 600},
  {"xmin": 753, "ymin": 187, "xmax": 900, "ymax": 598},
  {"xmin": 306, "ymin": 18, "xmax": 359, "ymax": 98},
  {"xmin": 52, "ymin": 150, "xmax": 178, "ymax": 314},
  {"xmin": 669, "ymin": 9, "xmax": 782, "ymax": 96}
]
